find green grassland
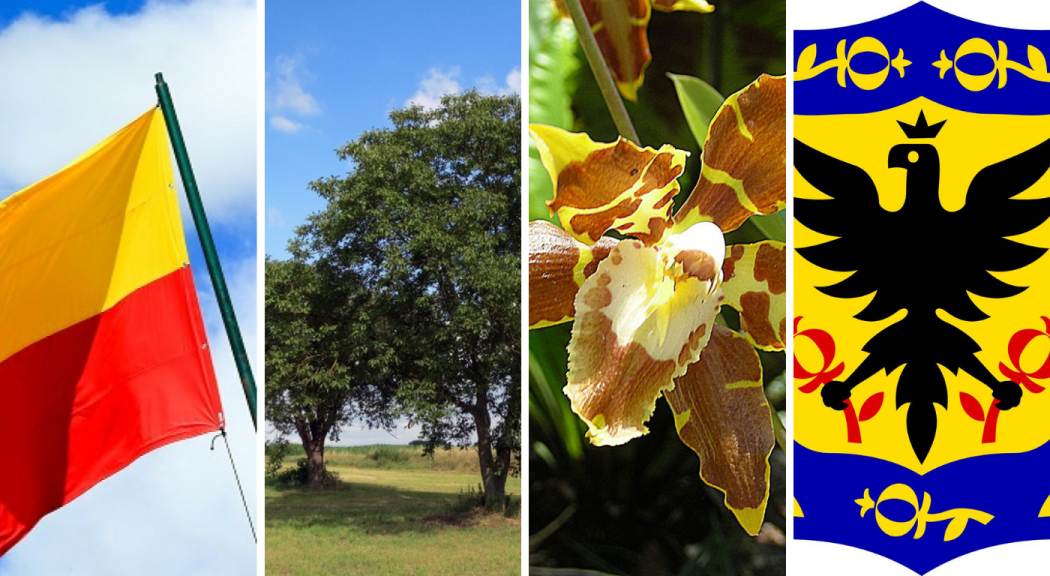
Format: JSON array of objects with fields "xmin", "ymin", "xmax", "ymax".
[{"xmin": 265, "ymin": 445, "xmax": 521, "ymax": 576}]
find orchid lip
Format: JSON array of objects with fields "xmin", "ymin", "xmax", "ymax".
[{"xmin": 661, "ymin": 221, "xmax": 726, "ymax": 295}]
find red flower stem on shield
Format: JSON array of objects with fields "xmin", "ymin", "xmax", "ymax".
[
  {"xmin": 844, "ymin": 399, "xmax": 861, "ymax": 443},
  {"xmin": 983, "ymin": 400, "xmax": 1000, "ymax": 444}
]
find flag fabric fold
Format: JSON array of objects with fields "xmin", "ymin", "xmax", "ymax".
[{"xmin": 0, "ymin": 108, "xmax": 223, "ymax": 556}]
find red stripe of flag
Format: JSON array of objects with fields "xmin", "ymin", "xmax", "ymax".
[{"xmin": 0, "ymin": 266, "xmax": 222, "ymax": 555}]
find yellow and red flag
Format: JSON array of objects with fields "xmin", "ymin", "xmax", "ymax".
[{"xmin": 0, "ymin": 109, "xmax": 222, "ymax": 555}]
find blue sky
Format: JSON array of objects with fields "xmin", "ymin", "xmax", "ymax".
[
  {"xmin": 0, "ymin": 0, "xmax": 145, "ymax": 20},
  {"xmin": 0, "ymin": 1, "xmax": 256, "ymax": 573},
  {"xmin": 265, "ymin": 0, "xmax": 521, "ymax": 258}
]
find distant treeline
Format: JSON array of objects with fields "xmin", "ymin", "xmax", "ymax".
[{"xmin": 277, "ymin": 444, "xmax": 480, "ymax": 474}]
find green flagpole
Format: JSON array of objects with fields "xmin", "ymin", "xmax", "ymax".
[{"xmin": 154, "ymin": 72, "xmax": 258, "ymax": 429}]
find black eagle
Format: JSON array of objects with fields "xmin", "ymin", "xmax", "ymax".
[{"xmin": 795, "ymin": 111, "xmax": 1050, "ymax": 463}]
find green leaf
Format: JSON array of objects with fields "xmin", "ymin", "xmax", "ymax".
[
  {"xmin": 668, "ymin": 72, "xmax": 724, "ymax": 148},
  {"xmin": 529, "ymin": 0, "xmax": 579, "ymax": 222},
  {"xmin": 747, "ymin": 210, "xmax": 786, "ymax": 243},
  {"xmin": 529, "ymin": 153, "xmax": 554, "ymax": 222},
  {"xmin": 528, "ymin": 327, "xmax": 583, "ymax": 462}
]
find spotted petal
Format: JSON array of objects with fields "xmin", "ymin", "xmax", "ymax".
[
  {"xmin": 674, "ymin": 74, "xmax": 786, "ymax": 234},
  {"xmin": 553, "ymin": 0, "xmax": 653, "ymax": 101},
  {"xmin": 565, "ymin": 222, "xmax": 725, "ymax": 446},
  {"xmin": 529, "ymin": 220, "xmax": 619, "ymax": 329},
  {"xmin": 530, "ymin": 124, "xmax": 687, "ymax": 246},
  {"xmin": 651, "ymin": 0, "xmax": 714, "ymax": 13},
  {"xmin": 665, "ymin": 325, "xmax": 775, "ymax": 535},
  {"xmin": 722, "ymin": 241, "xmax": 786, "ymax": 351}
]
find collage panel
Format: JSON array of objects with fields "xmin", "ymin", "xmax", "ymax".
[
  {"xmin": 0, "ymin": 0, "xmax": 258, "ymax": 574},
  {"xmin": 527, "ymin": 0, "xmax": 787, "ymax": 574},
  {"xmin": 792, "ymin": 1, "xmax": 1050, "ymax": 574},
  {"xmin": 4, "ymin": 1, "xmax": 1050, "ymax": 575},
  {"xmin": 263, "ymin": 2, "xmax": 522, "ymax": 575}
]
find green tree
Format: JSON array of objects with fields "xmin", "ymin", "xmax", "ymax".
[
  {"xmin": 265, "ymin": 257, "xmax": 393, "ymax": 488},
  {"xmin": 300, "ymin": 91, "xmax": 521, "ymax": 509}
]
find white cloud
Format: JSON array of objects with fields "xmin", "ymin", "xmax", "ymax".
[
  {"xmin": 267, "ymin": 54, "xmax": 319, "ymax": 134},
  {"xmin": 409, "ymin": 66, "xmax": 520, "ymax": 111},
  {"xmin": 0, "ymin": 0, "xmax": 257, "ymax": 224},
  {"xmin": 270, "ymin": 54, "xmax": 320, "ymax": 116},
  {"xmin": 269, "ymin": 115, "xmax": 302, "ymax": 133},
  {"xmin": 476, "ymin": 76, "xmax": 499, "ymax": 95},
  {"xmin": 504, "ymin": 67, "xmax": 522, "ymax": 94},
  {"xmin": 406, "ymin": 66, "xmax": 462, "ymax": 110},
  {"xmin": 477, "ymin": 67, "xmax": 522, "ymax": 96},
  {"xmin": 267, "ymin": 207, "xmax": 286, "ymax": 227},
  {"xmin": 1, "ymin": 255, "xmax": 258, "ymax": 575}
]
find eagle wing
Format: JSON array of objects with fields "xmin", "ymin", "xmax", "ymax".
[
  {"xmin": 949, "ymin": 136, "xmax": 1050, "ymax": 318},
  {"xmin": 794, "ymin": 139, "xmax": 892, "ymax": 320}
]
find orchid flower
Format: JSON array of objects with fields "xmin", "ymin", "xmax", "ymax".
[
  {"xmin": 529, "ymin": 74, "xmax": 785, "ymax": 534},
  {"xmin": 552, "ymin": 0, "xmax": 715, "ymax": 101}
]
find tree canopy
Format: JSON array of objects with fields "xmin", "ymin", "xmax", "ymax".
[{"xmin": 265, "ymin": 257, "xmax": 394, "ymax": 487}]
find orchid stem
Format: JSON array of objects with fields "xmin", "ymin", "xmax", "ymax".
[{"xmin": 562, "ymin": 0, "xmax": 640, "ymax": 144}]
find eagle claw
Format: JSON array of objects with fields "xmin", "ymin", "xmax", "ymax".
[
  {"xmin": 822, "ymin": 381, "xmax": 851, "ymax": 411},
  {"xmin": 992, "ymin": 381, "xmax": 1022, "ymax": 411}
]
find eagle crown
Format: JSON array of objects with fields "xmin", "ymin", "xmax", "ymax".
[{"xmin": 897, "ymin": 110, "xmax": 946, "ymax": 138}]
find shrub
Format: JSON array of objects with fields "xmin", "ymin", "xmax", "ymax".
[
  {"xmin": 265, "ymin": 438, "xmax": 290, "ymax": 480},
  {"xmin": 445, "ymin": 485, "xmax": 519, "ymax": 517},
  {"xmin": 273, "ymin": 458, "xmax": 341, "ymax": 489},
  {"xmin": 365, "ymin": 445, "xmax": 411, "ymax": 466},
  {"xmin": 503, "ymin": 495, "xmax": 521, "ymax": 518},
  {"xmin": 448, "ymin": 484, "xmax": 487, "ymax": 517}
]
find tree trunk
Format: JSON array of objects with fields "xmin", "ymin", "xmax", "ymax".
[
  {"xmin": 305, "ymin": 439, "xmax": 326, "ymax": 489},
  {"xmin": 495, "ymin": 443, "xmax": 511, "ymax": 504},
  {"xmin": 472, "ymin": 405, "xmax": 506, "ymax": 512},
  {"xmin": 294, "ymin": 415, "xmax": 329, "ymax": 489}
]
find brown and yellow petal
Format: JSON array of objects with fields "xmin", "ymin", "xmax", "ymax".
[
  {"xmin": 530, "ymin": 124, "xmax": 687, "ymax": 246},
  {"xmin": 664, "ymin": 324, "xmax": 774, "ymax": 535},
  {"xmin": 651, "ymin": 0, "xmax": 714, "ymax": 13},
  {"xmin": 673, "ymin": 74, "xmax": 786, "ymax": 234},
  {"xmin": 552, "ymin": 0, "xmax": 653, "ymax": 101},
  {"xmin": 721, "ymin": 241, "xmax": 786, "ymax": 351},
  {"xmin": 529, "ymin": 220, "xmax": 620, "ymax": 329},
  {"xmin": 564, "ymin": 222, "xmax": 725, "ymax": 446}
]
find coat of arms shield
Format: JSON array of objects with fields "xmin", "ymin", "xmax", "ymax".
[{"xmin": 793, "ymin": 3, "xmax": 1050, "ymax": 573}]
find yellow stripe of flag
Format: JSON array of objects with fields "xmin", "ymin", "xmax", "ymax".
[{"xmin": 0, "ymin": 109, "xmax": 189, "ymax": 364}]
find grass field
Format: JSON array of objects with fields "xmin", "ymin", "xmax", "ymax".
[{"xmin": 265, "ymin": 445, "xmax": 521, "ymax": 576}]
